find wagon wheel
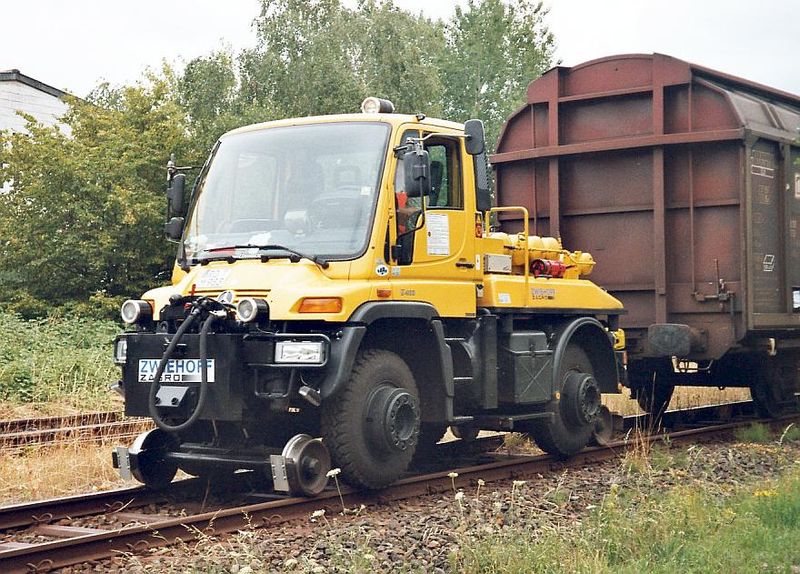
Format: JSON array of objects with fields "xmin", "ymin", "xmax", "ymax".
[
  {"xmin": 629, "ymin": 359, "xmax": 675, "ymax": 417},
  {"xmin": 633, "ymin": 383, "xmax": 675, "ymax": 417},
  {"xmin": 321, "ymin": 349, "xmax": 421, "ymax": 489},
  {"xmin": 527, "ymin": 343, "xmax": 601, "ymax": 457},
  {"xmin": 751, "ymin": 353, "xmax": 800, "ymax": 418}
]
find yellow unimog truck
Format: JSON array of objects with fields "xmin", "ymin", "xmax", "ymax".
[{"xmin": 112, "ymin": 98, "xmax": 625, "ymax": 496}]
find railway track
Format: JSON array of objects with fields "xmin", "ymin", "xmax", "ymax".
[
  {"xmin": 0, "ymin": 412, "xmax": 151, "ymax": 449},
  {"xmin": 0, "ymin": 400, "xmax": 793, "ymax": 573}
]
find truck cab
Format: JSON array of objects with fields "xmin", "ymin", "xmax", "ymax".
[{"xmin": 113, "ymin": 99, "xmax": 625, "ymax": 495}]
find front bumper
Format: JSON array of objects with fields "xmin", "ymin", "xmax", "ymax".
[{"xmin": 117, "ymin": 331, "xmax": 330, "ymax": 421}]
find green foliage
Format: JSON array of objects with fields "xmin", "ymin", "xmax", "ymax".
[
  {"xmin": 0, "ymin": 70, "xmax": 191, "ymax": 317},
  {"xmin": 0, "ymin": 1, "xmax": 556, "ymax": 317},
  {"xmin": 0, "ymin": 311, "xmax": 119, "ymax": 407},
  {"xmin": 734, "ymin": 422, "xmax": 774, "ymax": 443},
  {"xmin": 441, "ymin": 0, "xmax": 556, "ymax": 150}
]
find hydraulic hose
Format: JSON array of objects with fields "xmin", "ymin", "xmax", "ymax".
[{"xmin": 148, "ymin": 306, "xmax": 218, "ymax": 433}]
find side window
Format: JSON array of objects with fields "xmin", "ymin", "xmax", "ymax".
[{"xmin": 425, "ymin": 139, "xmax": 462, "ymax": 209}]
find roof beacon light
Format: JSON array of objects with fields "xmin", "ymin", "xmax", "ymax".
[{"xmin": 361, "ymin": 97, "xmax": 395, "ymax": 114}]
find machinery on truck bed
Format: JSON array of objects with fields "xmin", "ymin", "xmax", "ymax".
[
  {"xmin": 493, "ymin": 53, "xmax": 800, "ymax": 419},
  {"xmin": 112, "ymin": 97, "xmax": 625, "ymax": 495}
]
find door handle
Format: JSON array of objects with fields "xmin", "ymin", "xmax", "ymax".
[{"xmin": 455, "ymin": 260, "xmax": 475, "ymax": 269}]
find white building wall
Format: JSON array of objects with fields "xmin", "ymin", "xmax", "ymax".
[{"xmin": 0, "ymin": 79, "xmax": 69, "ymax": 134}]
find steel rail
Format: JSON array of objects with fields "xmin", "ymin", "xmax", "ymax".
[
  {"xmin": 0, "ymin": 412, "xmax": 122, "ymax": 434},
  {"xmin": 0, "ymin": 420, "xmax": 152, "ymax": 449},
  {"xmin": 1, "ymin": 408, "xmax": 795, "ymax": 573}
]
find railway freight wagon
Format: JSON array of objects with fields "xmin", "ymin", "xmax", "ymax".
[{"xmin": 493, "ymin": 53, "xmax": 800, "ymax": 417}]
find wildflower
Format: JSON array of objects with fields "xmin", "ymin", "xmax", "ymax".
[
  {"xmin": 311, "ymin": 509, "xmax": 326, "ymax": 518},
  {"xmin": 455, "ymin": 491, "xmax": 465, "ymax": 501},
  {"xmin": 512, "ymin": 480, "xmax": 526, "ymax": 488},
  {"xmin": 754, "ymin": 489, "xmax": 778, "ymax": 497},
  {"xmin": 477, "ymin": 479, "xmax": 485, "ymax": 487},
  {"xmin": 448, "ymin": 472, "xmax": 459, "ymax": 478},
  {"xmin": 326, "ymin": 468, "xmax": 341, "ymax": 478}
]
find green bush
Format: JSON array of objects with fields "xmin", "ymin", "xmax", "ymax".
[{"xmin": 0, "ymin": 311, "xmax": 120, "ymax": 409}]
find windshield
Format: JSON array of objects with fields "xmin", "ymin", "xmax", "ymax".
[{"xmin": 183, "ymin": 122, "xmax": 390, "ymax": 263}]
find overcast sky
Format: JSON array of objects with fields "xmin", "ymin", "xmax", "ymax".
[{"xmin": 2, "ymin": 0, "xmax": 798, "ymax": 98}]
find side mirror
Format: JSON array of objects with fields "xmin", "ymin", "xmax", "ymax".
[
  {"xmin": 166, "ymin": 174, "xmax": 186, "ymax": 218},
  {"xmin": 464, "ymin": 119, "xmax": 485, "ymax": 156},
  {"xmin": 403, "ymin": 148, "xmax": 432, "ymax": 199},
  {"xmin": 164, "ymin": 217, "xmax": 185, "ymax": 241}
]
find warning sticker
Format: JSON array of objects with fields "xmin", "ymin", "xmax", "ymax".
[{"xmin": 426, "ymin": 213, "xmax": 450, "ymax": 256}]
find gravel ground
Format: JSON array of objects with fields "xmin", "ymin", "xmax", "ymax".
[{"xmin": 57, "ymin": 436, "xmax": 800, "ymax": 573}]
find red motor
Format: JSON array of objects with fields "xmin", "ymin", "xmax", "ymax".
[{"xmin": 530, "ymin": 258, "xmax": 567, "ymax": 278}]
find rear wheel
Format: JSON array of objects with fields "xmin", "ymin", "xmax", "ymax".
[
  {"xmin": 528, "ymin": 344, "xmax": 601, "ymax": 457},
  {"xmin": 321, "ymin": 349, "xmax": 421, "ymax": 489}
]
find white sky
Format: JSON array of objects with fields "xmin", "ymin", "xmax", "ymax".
[{"xmin": 1, "ymin": 0, "xmax": 798, "ymax": 98}]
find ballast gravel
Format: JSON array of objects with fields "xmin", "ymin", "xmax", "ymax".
[{"xmin": 56, "ymin": 437, "xmax": 799, "ymax": 573}]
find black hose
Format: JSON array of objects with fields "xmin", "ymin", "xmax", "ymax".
[{"xmin": 148, "ymin": 308, "xmax": 217, "ymax": 433}]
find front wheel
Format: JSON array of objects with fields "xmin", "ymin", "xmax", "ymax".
[{"xmin": 321, "ymin": 349, "xmax": 421, "ymax": 490}]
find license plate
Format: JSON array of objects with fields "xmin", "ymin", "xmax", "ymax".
[{"xmin": 138, "ymin": 359, "xmax": 215, "ymax": 383}]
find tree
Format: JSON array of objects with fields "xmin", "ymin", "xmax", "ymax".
[
  {"xmin": 178, "ymin": 49, "xmax": 241, "ymax": 154},
  {"xmin": 0, "ymin": 69, "xmax": 192, "ymax": 317},
  {"xmin": 441, "ymin": 0, "xmax": 556, "ymax": 151}
]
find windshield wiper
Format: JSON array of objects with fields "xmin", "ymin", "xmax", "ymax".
[{"xmin": 197, "ymin": 244, "xmax": 329, "ymax": 269}]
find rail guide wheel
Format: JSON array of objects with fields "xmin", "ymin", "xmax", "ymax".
[
  {"xmin": 271, "ymin": 434, "xmax": 331, "ymax": 497},
  {"xmin": 125, "ymin": 428, "xmax": 179, "ymax": 490},
  {"xmin": 590, "ymin": 405, "xmax": 614, "ymax": 446}
]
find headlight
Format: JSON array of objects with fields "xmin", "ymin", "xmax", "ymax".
[
  {"xmin": 120, "ymin": 300, "xmax": 152, "ymax": 324},
  {"xmin": 236, "ymin": 297, "xmax": 269, "ymax": 323},
  {"xmin": 275, "ymin": 341, "xmax": 326, "ymax": 364},
  {"xmin": 114, "ymin": 338, "xmax": 128, "ymax": 365}
]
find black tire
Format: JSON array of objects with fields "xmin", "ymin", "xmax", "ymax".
[
  {"xmin": 527, "ymin": 344, "xmax": 600, "ymax": 457},
  {"xmin": 321, "ymin": 349, "xmax": 421, "ymax": 489},
  {"xmin": 751, "ymin": 354, "xmax": 799, "ymax": 418}
]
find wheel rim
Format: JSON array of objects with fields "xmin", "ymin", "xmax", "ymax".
[
  {"xmin": 365, "ymin": 383, "xmax": 420, "ymax": 454},
  {"xmin": 562, "ymin": 370, "xmax": 601, "ymax": 426}
]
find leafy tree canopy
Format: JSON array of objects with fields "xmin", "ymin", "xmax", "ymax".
[{"xmin": 0, "ymin": 0, "xmax": 555, "ymax": 317}]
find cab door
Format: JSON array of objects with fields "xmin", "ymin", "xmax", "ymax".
[{"xmin": 389, "ymin": 127, "xmax": 479, "ymax": 318}]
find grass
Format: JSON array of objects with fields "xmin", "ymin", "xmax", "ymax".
[
  {"xmin": 0, "ymin": 310, "xmax": 121, "ymax": 416},
  {"xmin": 0, "ymin": 438, "xmax": 130, "ymax": 504},
  {"xmin": 451, "ymin": 466, "xmax": 800, "ymax": 573}
]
